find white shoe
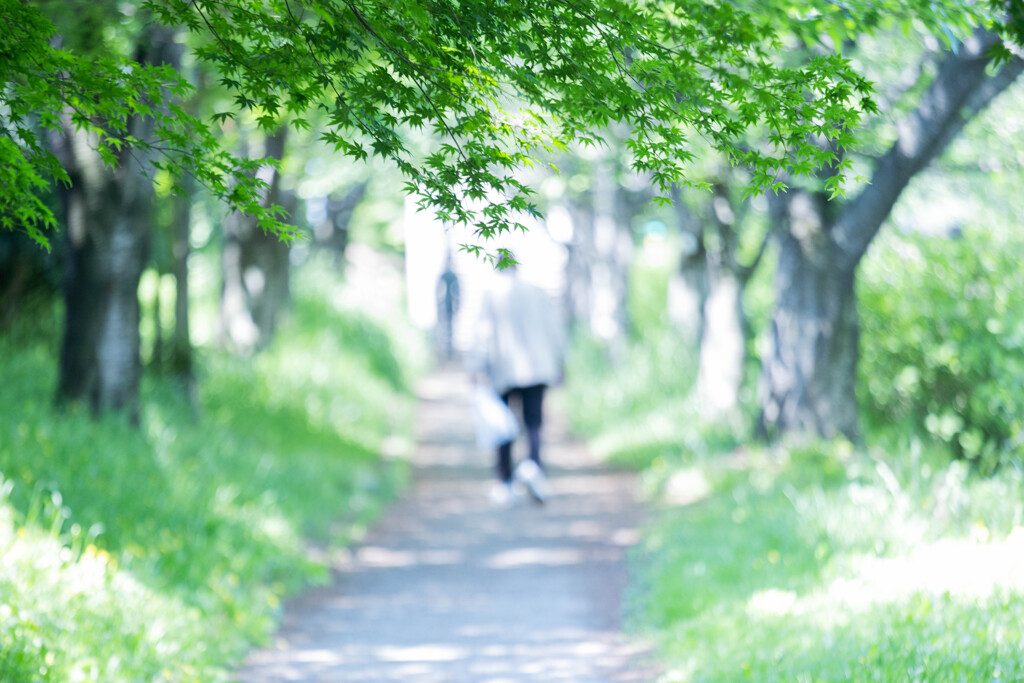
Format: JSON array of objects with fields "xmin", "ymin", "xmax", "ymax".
[
  {"xmin": 514, "ymin": 460, "xmax": 550, "ymax": 504},
  {"xmin": 489, "ymin": 481, "xmax": 520, "ymax": 508}
]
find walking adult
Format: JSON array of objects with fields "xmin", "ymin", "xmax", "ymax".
[
  {"xmin": 436, "ymin": 254, "xmax": 461, "ymax": 359},
  {"xmin": 474, "ymin": 265, "xmax": 566, "ymax": 505}
]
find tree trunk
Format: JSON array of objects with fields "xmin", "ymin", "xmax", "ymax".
[
  {"xmin": 564, "ymin": 201, "xmax": 594, "ymax": 331},
  {"xmin": 313, "ymin": 181, "xmax": 367, "ymax": 269},
  {"xmin": 758, "ymin": 193, "xmax": 858, "ymax": 439},
  {"xmin": 697, "ymin": 273, "xmax": 746, "ymax": 420},
  {"xmin": 588, "ymin": 158, "xmax": 631, "ymax": 344},
  {"xmin": 696, "ymin": 186, "xmax": 747, "ymax": 421},
  {"xmin": 57, "ymin": 160, "xmax": 153, "ymax": 418},
  {"xmin": 151, "ymin": 281, "xmax": 164, "ymax": 370},
  {"xmin": 55, "ymin": 25, "xmax": 179, "ymax": 419},
  {"xmin": 220, "ymin": 127, "xmax": 292, "ymax": 353},
  {"xmin": 757, "ymin": 31, "xmax": 1023, "ymax": 440},
  {"xmin": 0, "ymin": 257, "xmax": 32, "ymax": 332},
  {"xmin": 666, "ymin": 185, "xmax": 707, "ymax": 345},
  {"xmin": 171, "ymin": 175, "xmax": 197, "ymax": 405}
]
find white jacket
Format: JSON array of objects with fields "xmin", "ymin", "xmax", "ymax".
[{"xmin": 476, "ymin": 273, "xmax": 566, "ymax": 395}]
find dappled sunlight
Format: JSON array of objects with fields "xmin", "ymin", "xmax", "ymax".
[
  {"xmin": 355, "ymin": 546, "xmax": 465, "ymax": 568},
  {"xmin": 290, "ymin": 649, "xmax": 342, "ymax": 664},
  {"xmin": 611, "ymin": 528, "xmax": 642, "ymax": 546},
  {"xmin": 566, "ymin": 519, "xmax": 606, "ymax": 538},
  {"xmin": 376, "ymin": 645, "xmax": 470, "ymax": 662},
  {"xmin": 240, "ymin": 365, "xmax": 658, "ymax": 681},
  {"xmin": 485, "ymin": 546, "xmax": 588, "ymax": 568},
  {"xmin": 819, "ymin": 532, "xmax": 1024, "ymax": 612},
  {"xmin": 642, "ymin": 449, "xmax": 1024, "ymax": 681},
  {"xmin": 248, "ymin": 625, "xmax": 654, "ymax": 682},
  {"xmin": 662, "ymin": 467, "xmax": 712, "ymax": 507},
  {"xmin": 746, "ymin": 588, "xmax": 799, "ymax": 616},
  {"xmin": 658, "ymin": 525, "xmax": 1024, "ymax": 681},
  {"xmin": 552, "ymin": 471, "xmax": 643, "ymax": 497}
]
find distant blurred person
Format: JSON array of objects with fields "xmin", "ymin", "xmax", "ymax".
[
  {"xmin": 436, "ymin": 254, "xmax": 461, "ymax": 360},
  {"xmin": 475, "ymin": 265, "xmax": 566, "ymax": 505}
]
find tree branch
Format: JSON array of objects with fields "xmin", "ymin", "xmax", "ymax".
[{"xmin": 834, "ymin": 28, "xmax": 1024, "ymax": 270}]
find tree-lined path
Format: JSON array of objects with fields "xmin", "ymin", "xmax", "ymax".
[{"xmin": 239, "ymin": 367, "xmax": 660, "ymax": 682}]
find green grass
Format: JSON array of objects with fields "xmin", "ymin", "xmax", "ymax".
[
  {"xmin": 565, "ymin": 307, "xmax": 1024, "ymax": 681},
  {"xmin": 0, "ymin": 256, "xmax": 421, "ymax": 682},
  {"xmin": 635, "ymin": 442, "xmax": 1024, "ymax": 682}
]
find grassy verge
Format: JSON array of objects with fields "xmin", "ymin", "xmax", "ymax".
[
  {"xmin": 639, "ymin": 440, "xmax": 1024, "ymax": 682},
  {"xmin": 0, "ymin": 254, "xmax": 421, "ymax": 681},
  {"xmin": 565, "ymin": 334, "xmax": 1024, "ymax": 682}
]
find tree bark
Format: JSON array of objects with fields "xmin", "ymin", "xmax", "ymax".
[
  {"xmin": 313, "ymin": 181, "xmax": 367, "ymax": 269},
  {"xmin": 588, "ymin": 158, "xmax": 632, "ymax": 344},
  {"xmin": 560, "ymin": 157, "xmax": 635, "ymax": 357},
  {"xmin": 696, "ymin": 185, "xmax": 749, "ymax": 420},
  {"xmin": 220, "ymin": 127, "xmax": 292, "ymax": 353},
  {"xmin": 758, "ymin": 33, "xmax": 1024, "ymax": 440},
  {"xmin": 564, "ymin": 201, "xmax": 594, "ymax": 331},
  {"xmin": 171, "ymin": 174, "xmax": 197, "ymax": 405},
  {"xmin": 836, "ymin": 29, "xmax": 1024, "ymax": 269},
  {"xmin": 666, "ymin": 185, "xmax": 707, "ymax": 345},
  {"xmin": 151, "ymin": 280, "xmax": 164, "ymax": 370},
  {"xmin": 697, "ymin": 271, "xmax": 746, "ymax": 419},
  {"xmin": 0, "ymin": 256, "xmax": 32, "ymax": 333},
  {"xmin": 758, "ymin": 192, "xmax": 859, "ymax": 439},
  {"xmin": 55, "ymin": 25, "xmax": 180, "ymax": 419},
  {"xmin": 56, "ymin": 143, "xmax": 153, "ymax": 418}
]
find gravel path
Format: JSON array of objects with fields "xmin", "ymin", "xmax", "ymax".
[{"xmin": 238, "ymin": 368, "xmax": 660, "ymax": 682}]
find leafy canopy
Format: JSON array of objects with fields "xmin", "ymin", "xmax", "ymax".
[
  {"xmin": 0, "ymin": 0, "xmax": 290, "ymax": 250},
  {"xmin": 6, "ymin": 0, "xmax": 886, "ymax": 256}
]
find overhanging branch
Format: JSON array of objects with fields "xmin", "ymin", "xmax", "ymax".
[{"xmin": 834, "ymin": 28, "xmax": 1024, "ymax": 269}]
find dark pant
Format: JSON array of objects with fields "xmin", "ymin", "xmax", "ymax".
[{"xmin": 497, "ymin": 384, "xmax": 546, "ymax": 482}]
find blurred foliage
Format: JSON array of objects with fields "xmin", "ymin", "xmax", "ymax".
[
  {"xmin": 628, "ymin": 250, "xmax": 674, "ymax": 339},
  {"xmin": 858, "ymin": 227, "xmax": 1024, "ymax": 472},
  {"xmin": 569, "ymin": 235, "xmax": 1024, "ymax": 681},
  {"xmin": 0, "ymin": 258, "xmax": 419, "ymax": 681},
  {"xmin": 564, "ymin": 260, "xmax": 745, "ymax": 470},
  {"xmin": 565, "ymin": 329, "xmax": 698, "ymax": 470}
]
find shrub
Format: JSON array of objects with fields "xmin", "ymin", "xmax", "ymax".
[{"xmin": 858, "ymin": 227, "xmax": 1024, "ymax": 471}]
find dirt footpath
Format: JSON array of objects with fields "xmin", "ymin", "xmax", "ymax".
[{"xmin": 238, "ymin": 368, "xmax": 661, "ymax": 682}]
